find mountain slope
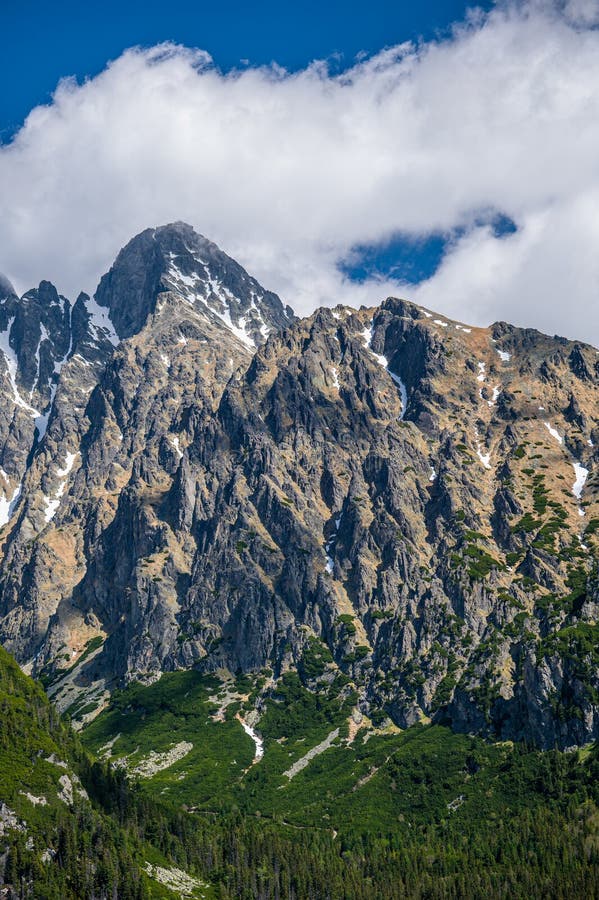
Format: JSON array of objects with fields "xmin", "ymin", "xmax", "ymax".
[
  {"xmin": 0, "ymin": 224, "xmax": 293, "ymax": 707},
  {"xmin": 0, "ymin": 226, "xmax": 597, "ymax": 751},
  {"xmin": 2, "ymin": 642, "xmax": 599, "ymax": 900},
  {"xmin": 179, "ymin": 298, "xmax": 599, "ymax": 748},
  {"xmin": 80, "ymin": 665, "xmax": 599, "ymax": 899},
  {"xmin": 0, "ymin": 643, "xmax": 209, "ymax": 899}
]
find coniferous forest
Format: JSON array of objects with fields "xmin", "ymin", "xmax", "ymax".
[{"xmin": 1, "ymin": 645, "xmax": 599, "ymax": 899}]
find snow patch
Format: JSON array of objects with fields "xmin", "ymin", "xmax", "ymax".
[
  {"xmin": 165, "ymin": 266, "xmax": 268, "ymax": 350},
  {"xmin": 572, "ymin": 462, "xmax": 588, "ymax": 518},
  {"xmin": 168, "ymin": 264, "xmax": 199, "ymax": 293},
  {"xmin": 488, "ymin": 385, "xmax": 501, "ymax": 407},
  {"xmin": 0, "ymin": 483, "xmax": 22, "ymax": 527},
  {"xmin": 496, "ymin": 349, "xmax": 511, "ymax": 362},
  {"xmin": 35, "ymin": 408, "xmax": 52, "ymax": 439},
  {"xmin": 476, "ymin": 362, "xmax": 486, "ymax": 383},
  {"xmin": 476, "ymin": 447, "xmax": 492, "ymax": 470},
  {"xmin": 544, "ymin": 422, "xmax": 563, "ymax": 444},
  {"xmin": 212, "ymin": 303, "xmax": 255, "ymax": 348},
  {"xmin": 361, "ymin": 324, "xmax": 373, "ymax": 347},
  {"xmin": 572, "ymin": 462, "xmax": 588, "ymax": 499},
  {"xmin": 323, "ymin": 517, "xmax": 340, "ymax": 574},
  {"xmin": 43, "ymin": 452, "xmax": 79, "ymax": 523},
  {"xmin": 474, "ymin": 433, "xmax": 492, "ymax": 470},
  {"xmin": 35, "ymin": 324, "xmax": 75, "ymax": 435},
  {"xmin": 56, "ymin": 452, "xmax": 77, "ymax": 479},
  {"xmin": 86, "ymin": 295, "xmax": 118, "ymax": 346},
  {"xmin": 238, "ymin": 716, "xmax": 264, "ymax": 762},
  {"xmin": 387, "ymin": 369, "xmax": 409, "ymax": 417},
  {"xmin": 0, "ymin": 317, "xmax": 40, "ymax": 416},
  {"xmin": 31, "ymin": 323, "xmax": 50, "ymax": 396},
  {"xmin": 43, "ymin": 496, "xmax": 61, "ymax": 523}
]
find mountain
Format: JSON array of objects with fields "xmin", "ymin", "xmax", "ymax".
[
  {"xmin": 0, "ymin": 223, "xmax": 597, "ymax": 756},
  {"xmin": 0, "ymin": 223, "xmax": 293, "ymax": 711},
  {"xmin": 94, "ymin": 222, "xmax": 294, "ymax": 342},
  {"xmin": 1, "ymin": 224, "xmax": 599, "ymax": 898}
]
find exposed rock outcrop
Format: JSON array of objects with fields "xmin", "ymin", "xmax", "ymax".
[{"xmin": 0, "ymin": 224, "xmax": 597, "ymax": 750}]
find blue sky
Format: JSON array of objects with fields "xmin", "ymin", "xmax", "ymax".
[
  {"xmin": 0, "ymin": 0, "xmax": 492, "ymax": 290},
  {"xmin": 1, "ymin": 0, "xmax": 599, "ymax": 342},
  {"xmin": 0, "ymin": 1, "xmax": 490, "ymax": 134}
]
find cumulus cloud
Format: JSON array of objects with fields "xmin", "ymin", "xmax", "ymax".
[{"xmin": 1, "ymin": 1, "xmax": 599, "ymax": 342}]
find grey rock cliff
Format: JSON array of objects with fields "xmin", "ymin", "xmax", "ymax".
[{"xmin": 0, "ymin": 224, "xmax": 598, "ymax": 750}]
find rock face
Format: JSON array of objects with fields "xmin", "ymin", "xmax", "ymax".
[
  {"xmin": 95, "ymin": 222, "xmax": 294, "ymax": 342},
  {"xmin": 0, "ymin": 224, "xmax": 598, "ymax": 750}
]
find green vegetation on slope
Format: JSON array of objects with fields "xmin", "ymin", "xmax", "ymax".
[
  {"xmin": 80, "ymin": 667, "xmax": 599, "ymax": 898},
  {"xmin": 2, "ymin": 645, "xmax": 599, "ymax": 899},
  {"xmin": 0, "ymin": 646, "xmax": 208, "ymax": 899},
  {"xmin": 82, "ymin": 670, "xmax": 254, "ymax": 806}
]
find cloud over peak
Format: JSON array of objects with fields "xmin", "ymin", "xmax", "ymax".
[{"xmin": 2, "ymin": 0, "xmax": 599, "ymax": 342}]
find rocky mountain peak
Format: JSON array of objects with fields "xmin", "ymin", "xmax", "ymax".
[
  {"xmin": 95, "ymin": 222, "xmax": 295, "ymax": 346},
  {"xmin": 0, "ymin": 229, "xmax": 597, "ymax": 754},
  {"xmin": 0, "ymin": 273, "xmax": 17, "ymax": 300}
]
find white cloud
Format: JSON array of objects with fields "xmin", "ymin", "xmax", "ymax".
[{"xmin": 1, "ymin": 2, "xmax": 599, "ymax": 343}]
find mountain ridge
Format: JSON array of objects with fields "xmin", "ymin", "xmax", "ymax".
[{"xmin": 0, "ymin": 223, "xmax": 597, "ymax": 751}]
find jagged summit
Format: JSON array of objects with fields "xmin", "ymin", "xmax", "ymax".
[
  {"xmin": 0, "ymin": 224, "xmax": 296, "ymax": 541},
  {"xmin": 0, "ymin": 229, "xmax": 597, "ymax": 753},
  {"xmin": 95, "ymin": 222, "xmax": 295, "ymax": 345}
]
